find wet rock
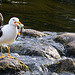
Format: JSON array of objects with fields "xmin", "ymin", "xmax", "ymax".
[
  {"xmin": 24, "ymin": 45, "xmax": 60, "ymax": 59},
  {"xmin": 22, "ymin": 29, "xmax": 46, "ymax": 37},
  {"xmin": 54, "ymin": 33, "xmax": 75, "ymax": 56},
  {"xmin": 0, "ymin": 57, "xmax": 29, "ymax": 74},
  {"xmin": 47, "ymin": 58, "xmax": 75, "ymax": 73},
  {"xmin": 54, "ymin": 33, "xmax": 75, "ymax": 44},
  {"xmin": 10, "ymin": 42, "xmax": 60, "ymax": 59},
  {"xmin": 13, "ymin": 33, "xmax": 61, "ymax": 59},
  {"xmin": 16, "ymin": 54, "xmax": 54, "ymax": 75},
  {"xmin": 3, "ymin": 53, "xmax": 75, "ymax": 75},
  {"xmin": 5, "ymin": 53, "xmax": 54, "ymax": 75},
  {"xmin": 0, "ymin": 13, "xmax": 3, "ymax": 26},
  {"xmin": 66, "ymin": 41, "xmax": 75, "ymax": 56}
]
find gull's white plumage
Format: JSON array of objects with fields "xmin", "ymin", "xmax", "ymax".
[
  {"xmin": 0, "ymin": 17, "xmax": 19, "ymax": 44},
  {"xmin": 0, "ymin": 24, "xmax": 18, "ymax": 44},
  {"xmin": 0, "ymin": 17, "xmax": 23, "ymax": 58}
]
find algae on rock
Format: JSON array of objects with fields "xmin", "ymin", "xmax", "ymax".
[{"xmin": 0, "ymin": 57, "xmax": 29, "ymax": 74}]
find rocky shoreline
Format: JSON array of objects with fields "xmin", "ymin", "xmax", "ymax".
[
  {"xmin": 0, "ymin": 12, "xmax": 75, "ymax": 74},
  {"xmin": 54, "ymin": 33, "xmax": 75, "ymax": 57},
  {"xmin": 0, "ymin": 57, "xmax": 29, "ymax": 74},
  {"xmin": 0, "ymin": 30, "xmax": 75, "ymax": 75}
]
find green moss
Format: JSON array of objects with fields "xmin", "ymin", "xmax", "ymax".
[
  {"xmin": 54, "ymin": 37, "xmax": 67, "ymax": 44},
  {"xmin": 0, "ymin": 58, "xmax": 29, "ymax": 74},
  {"xmin": 18, "ymin": 60, "xmax": 29, "ymax": 71},
  {"xmin": 55, "ymin": 61, "xmax": 60, "ymax": 64}
]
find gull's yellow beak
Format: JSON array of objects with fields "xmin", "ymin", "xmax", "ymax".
[
  {"xmin": 14, "ymin": 21, "xmax": 24, "ymax": 36},
  {"xmin": 15, "ymin": 21, "xmax": 24, "ymax": 28}
]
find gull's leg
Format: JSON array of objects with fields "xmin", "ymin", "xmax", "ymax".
[
  {"xmin": 17, "ymin": 32, "xmax": 20, "ymax": 36},
  {"xmin": 8, "ymin": 45, "xmax": 14, "ymax": 58},
  {"xmin": 0, "ymin": 45, "xmax": 6, "ymax": 58}
]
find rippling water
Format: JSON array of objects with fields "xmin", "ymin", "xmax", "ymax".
[
  {"xmin": 0, "ymin": 32, "xmax": 64, "ymax": 75},
  {"xmin": 1, "ymin": 0, "xmax": 75, "ymax": 32}
]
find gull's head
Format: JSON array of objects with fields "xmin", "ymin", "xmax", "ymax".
[{"xmin": 9, "ymin": 17, "xmax": 24, "ymax": 29}]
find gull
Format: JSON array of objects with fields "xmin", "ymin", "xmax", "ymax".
[{"xmin": 0, "ymin": 17, "xmax": 24, "ymax": 58}]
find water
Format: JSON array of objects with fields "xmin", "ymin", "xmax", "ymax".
[
  {"xmin": 1, "ymin": 31, "xmax": 74, "ymax": 75},
  {"xmin": 0, "ymin": 0, "xmax": 75, "ymax": 32},
  {"xmin": 0, "ymin": 0, "xmax": 75, "ymax": 75},
  {"xmin": 0, "ymin": 31, "xmax": 63, "ymax": 75}
]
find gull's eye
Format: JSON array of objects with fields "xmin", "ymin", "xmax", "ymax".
[{"xmin": 13, "ymin": 19, "xmax": 15, "ymax": 21}]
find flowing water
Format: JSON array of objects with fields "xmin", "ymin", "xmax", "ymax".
[{"xmin": 0, "ymin": 0, "xmax": 75, "ymax": 75}]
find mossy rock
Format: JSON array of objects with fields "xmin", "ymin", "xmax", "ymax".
[
  {"xmin": 54, "ymin": 36, "xmax": 67, "ymax": 44},
  {"xmin": 54, "ymin": 33, "xmax": 75, "ymax": 56},
  {"xmin": 0, "ymin": 57, "xmax": 29, "ymax": 74},
  {"xmin": 47, "ymin": 58, "xmax": 75, "ymax": 73}
]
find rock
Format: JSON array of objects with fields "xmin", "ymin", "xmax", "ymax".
[
  {"xmin": 66, "ymin": 41, "xmax": 75, "ymax": 56},
  {"xmin": 54, "ymin": 33, "xmax": 75, "ymax": 56},
  {"xmin": 10, "ymin": 42, "xmax": 60, "ymax": 60},
  {"xmin": 0, "ymin": 57, "xmax": 29, "ymax": 74},
  {"xmin": 24, "ymin": 45, "xmax": 60, "ymax": 59},
  {"xmin": 16, "ymin": 55, "xmax": 54, "ymax": 75},
  {"xmin": 54, "ymin": 33, "xmax": 75, "ymax": 44},
  {"xmin": 22, "ymin": 29, "xmax": 46, "ymax": 37},
  {"xmin": 58, "ymin": 58, "xmax": 75, "ymax": 71},
  {"xmin": 47, "ymin": 58, "xmax": 75, "ymax": 73},
  {"xmin": 4, "ymin": 53, "xmax": 75, "ymax": 75},
  {"xmin": 10, "ymin": 33, "xmax": 61, "ymax": 60},
  {"xmin": 0, "ymin": 13, "xmax": 3, "ymax": 26}
]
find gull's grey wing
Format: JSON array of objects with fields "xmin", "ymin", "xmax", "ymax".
[{"xmin": 0, "ymin": 26, "xmax": 3, "ymax": 37}]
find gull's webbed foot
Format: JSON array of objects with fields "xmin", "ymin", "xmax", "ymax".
[
  {"xmin": 8, "ymin": 55, "xmax": 15, "ymax": 59},
  {"xmin": 0, "ymin": 55, "xmax": 6, "ymax": 58}
]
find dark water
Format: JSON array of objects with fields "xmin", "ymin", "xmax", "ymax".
[{"xmin": 1, "ymin": 0, "xmax": 75, "ymax": 32}]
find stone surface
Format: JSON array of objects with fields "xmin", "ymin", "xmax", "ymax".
[
  {"xmin": 3, "ymin": 53, "xmax": 75, "ymax": 75},
  {"xmin": 0, "ymin": 32, "xmax": 75, "ymax": 75},
  {"xmin": 9, "ymin": 32, "xmax": 60, "ymax": 60},
  {"xmin": 54, "ymin": 33, "xmax": 75, "ymax": 44},
  {"xmin": 24, "ymin": 45, "xmax": 60, "ymax": 59},
  {"xmin": 0, "ymin": 57, "xmax": 29, "ymax": 74},
  {"xmin": 22, "ymin": 29, "xmax": 46, "ymax": 37},
  {"xmin": 54, "ymin": 33, "xmax": 75, "ymax": 56},
  {"xmin": 10, "ymin": 40, "xmax": 60, "ymax": 60},
  {"xmin": 47, "ymin": 58, "xmax": 75, "ymax": 73}
]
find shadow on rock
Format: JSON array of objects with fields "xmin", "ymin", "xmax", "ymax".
[
  {"xmin": 54, "ymin": 33, "xmax": 75, "ymax": 57},
  {"xmin": 0, "ymin": 57, "xmax": 29, "ymax": 74},
  {"xmin": 47, "ymin": 58, "xmax": 75, "ymax": 73}
]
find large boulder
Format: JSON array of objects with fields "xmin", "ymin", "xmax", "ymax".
[
  {"xmin": 47, "ymin": 58, "xmax": 75, "ymax": 73},
  {"xmin": 10, "ymin": 40, "xmax": 61, "ymax": 60},
  {"xmin": 54, "ymin": 33, "xmax": 75, "ymax": 44},
  {"xmin": 23, "ymin": 45, "xmax": 60, "ymax": 59},
  {"xmin": 0, "ymin": 57, "xmax": 29, "ymax": 74},
  {"xmin": 10, "ymin": 43, "xmax": 60, "ymax": 60},
  {"xmin": 22, "ymin": 29, "xmax": 46, "ymax": 37},
  {"xmin": 54, "ymin": 33, "xmax": 75, "ymax": 56}
]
